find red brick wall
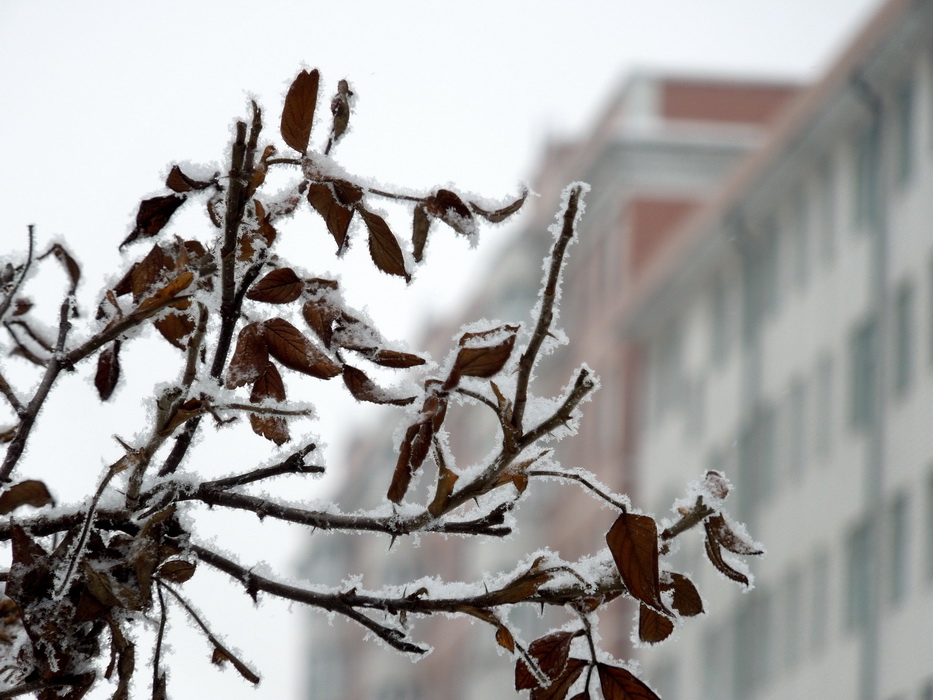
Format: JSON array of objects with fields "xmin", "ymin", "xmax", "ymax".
[
  {"xmin": 661, "ymin": 80, "xmax": 799, "ymax": 125},
  {"xmin": 627, "ymin": 197, "xmax": 698, "ymax": 275}
]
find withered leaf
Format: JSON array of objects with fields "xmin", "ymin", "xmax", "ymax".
[
  {"xmin": 136, "ymin": 272, "xmax": 193, "ymax": 314},
  {"xmin": 156, "ymin": 559, "xmax": 197, "ymax": 584},
  {"xmin": 251, "ymin": 362, "xmax": 286, "ymax": 403},
  {"xmin": 246, "ymin": 267, "xmax": 304, "ymax": 304},
  {"xmin": 606, "ymin": 512, "xmax": 668, "ymax": 615},
  {"xmin": 515, "ymin": 630, "xmax": 576, "ymax": 691},
  {"xmin": 388, "ymin": 421, "xmax": 431, "ymax": 503},
  {"xmin": 495, "ymin": 624, "xmax": 515, "ymax": 653},
  {"xmin": 427, "ymin": 463, "xmax": 459, "ymax": 517},
  {"xmin": 597, "ymin": 663, "xmax": 661, "ymax": 700},
  {"xmin": 470, "ymin": 189, "xmax": 528, "ymax": 223},
  {"xmin": 666, "ymin": 572, "xmax": 703, "ymax": 617},
  {"xmin": 211, "ymin": 645, "xmax": 261, "ymax": 685},
  {"xmin": 121, "ymin": 194, "xmax": 187, "ymax": 247},
  {"xmin": 39, "ymin": 243, "xmax": 81, "ymax": 291},
  {"xmin": 452, "ymin": 326, "xmax": 517, "ymax": 379},
  {"xmin": 358, "ymin": 347, "xmax": 425, "ymax": 368},
  {"xmin": 307, "ymin": 182, "xmax": 354, "ymax": 252},
  {"xmin": 0, "ymin": 480, "xmax": 53, "ymax": 515},
  {"xmin": 95, "ymin": 340, "xmax": 122, "ymax": 401},
  {"xmin": 532, "ymin": 658, "xmax": 587, "ymax": 700},
  {"xmin": 226, "ymin": 323, "xmax": 269, "ymax": 389},
  {"xmin": 165, "ymin": 164, "xmax": 214, "ymax": 193},
  {"xmin": 426, "ymin": 189, "xmax": 476, "ymax": 237},
  {"xmin": 360, "ymin": 208, "xmax": 410, "ymax": 281},
  {"xmin": 155, "ymin": 310, "xmax": 196, "ymax": 350},
  {"xmin": 704, "ymin": 535, "xmax": 751, "ymax": 587},
  {"xmin": 281, "ymin": 68, "xmax": 320, "ymax": 155},
  {"xmin": 342, "ymin": 364, "xmax": 415, "ymax": 406},
  {"xmin": 568, "ymin": 694, "xmax": 592, "ymax": 700},
  {"xmin": 412, "ymin": 203, "xmax": 431, "ymax": 262},
  {"xmin": 331, "ymin": 179, "xmax": 363, "ymax": 206},
  {"xmin": 250, "ymin": 413, "xmax": 290, "ymax": 445},
  {"xmin": 82, "ymin": 562, "xmax": 120, "ymax": 608},
  {"xmin": 638, "ymin": 603, "xmax": 674, "ymax": 644},
  {"xmin": 264, "ymin": 317, "xmax": 342, "ymax": 379},
  {"xmin": 131, "ymin": 244, "xmax": 169, "ymax": 301},
  {"xmin": 302, "ymin": 298, "xmax": 338, "ymax": 347},
  {"xmin": 703, "ymin": 470, "xmax": 730, "ymax": 500},
  {"xmin": 705, "ymin": 514, "xmax": 763, "ymax": 556},
  {"xmin": 328, "ymin": 79, "xmax": 352, "ymax": 147}
]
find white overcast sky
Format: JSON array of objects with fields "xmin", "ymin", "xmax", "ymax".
[{"xmin": 0, "ymin": 1, "xmax": 884, "ymax": 698}]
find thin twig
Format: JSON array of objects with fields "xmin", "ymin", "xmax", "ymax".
[
  {"xmin": 511, "ymin": 185, "xmax": 584, "ymax": 435},
  {"xmin": 0, "ymin": 225, "xmax": 34, "ymax": 321},
  {"xmin": 527, "ymin": 468, "xmax": 627, "ymax": 512},
  {"xmin": 159, "ymin": 581, "xmax": 260, "ymax": 684}
]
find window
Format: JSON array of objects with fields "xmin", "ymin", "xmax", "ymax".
[
  {"xmin": 893, "ymin": 281, "xmax": 915, "ymax": 396},
  {"xmin": 845, "ymin": 518, "xmax": 875, "ymax": 632},
  {"xmin": 850, "ymin": 317, "xmax": 879, "ymax": 430},
  {"xmin": 734, "ymin": 590, "xmax": 773, "ymax": 697},
  {"xmin": 783, "ymin": 568, "xmax": 803, "ymax": 669},
  {"xmin": 711, "ymin": 274, "xmax": 729, "ymax": 366},
  {"xmin": 786, "ymin": 377, "xmax": 806, "ymax": 480},
  {"xmin": 818, "ymin": 158, "xmax": 836, "ymax": 264},
  {"xmin": 886, "ymin": 493, "xmax": 909, "ymax": 605},
  {"xmin": 814, "ymin": 354, "xmax": 834, "ymax": 460},
  {"xmin": 810, "ymin": 549, "xmax": 830, "ymax": 652},
  {"xmin": 701, "ymin": 623, "xmax": 731, "ymax": 700},
  {"xmin": 926, "ymin": 469, "xmax": 933, "ymax": 582},
  {"xmin": 854, "ymin": 119, "xmax": 881, "ymax": 232},
  {"xmin": 792, "ymin": 190, "xmax": 809, "ymax": 289},
  {"xmin": 895, "ymin": 78, "xmax": 915, "ymax": 185},
  {"xmin": 737, "ymin": 403, "xmax": 776, "ymax": 527}
]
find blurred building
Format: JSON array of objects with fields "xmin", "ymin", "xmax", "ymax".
[
  {"xmin": 301, "ymin": 61, "xmax": 799, "ymax": 700},
  {"xmin": 618, "ymin": 1, "xmax": 933, "ymax": 699}
]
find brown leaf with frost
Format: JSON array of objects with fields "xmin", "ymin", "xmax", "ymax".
[
  {"xmin": 412, "ymin": 203, "xmax": 431, "ymax": 262},
  {"xmin": 307, "ymin": 182, "xmax": 354, "ymax": 252},
  {"xmin": 606, "ymin": 512, "xmax": 668, "ymax": 615},
  {"xmin": 470, "ymin": 189, "xmax": 528, "ymax": 223},
  {"xmin": 246, "ymin": 267, "xmax": 304, "ymax": 304},
  {"xmin": 0, "ymin": 480, "xmax": 53, "ymax": 515},
  {"xmin": 665, "ymin": 572, "xmax": 703, "ymax": 617},
  {"xmin": 226, "ymin": 323, "xmax": 269, "ymax": 389},
  {"xmin": 515, "ymin": 631, "xmax": 576, "ymax": 691},
  {"xmin": 281, "ymin": 69, "xmax": 320, "ymax": 155},
  {"xmin": 263, "ymin": 317, "xmax": 341, "ymax": 379},
  {"xmin": 95, "ymin": 340, "xmax": 122, "ymax": 400},
  {"xmin": 165, "ymin": 165, "xmax": 214, "ymax": 193},
  {"xmin": 638, "ymin": 603, "xmax": 674, "ymax": 644},
  {"xmin": 121, "ymin": 194, "xmax": 186, "ymax": 247},
  {"xmin": 155, "ymin": 311, "xmax": 195, "ymax": 349},
  {"xmin": 597, "ymin": 663, "xmax": 661, "ymax": 700},
  {"xmin": 342, "ymin": 364, "xmax": 414, "ymax": 406},
  {"xmin": 360, "ymin": 208, "xmax": 410, "ymax": 281}
]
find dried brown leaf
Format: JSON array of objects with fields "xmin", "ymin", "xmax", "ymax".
[
  {"xmin": 342, "ymin": 364, "xmax": 414, "ymax": 406},
  {"xmin": 470, "ymin": 189, "xmax": 528, "ymax": 223},
  {"xmin": 251, "ymin": 362, "xmax": 286, "ymax": 403},
  {"xmin": 427, "ymin": 463, "xmax": 459, "ymax": 517},
  {"xmin": 131, "ymin": 244, "xmax": 168, "ymax": 301},
  {"xmin": 263, "ymin": 317, "xmax": 342, "ymax": 379},
  {"xmin": 302, "ymin": 298, "xmax": 338, "ymax": 347},
  {"xmin": 136, "ymin": 272, "xmax": 193, "ymax": 314},
  {"xmin": 638, "ymin": 603, "xmax": 674, "ymax": 644},
  {"xmin": 281, "ymin": 69, "xmax": 320, "ymax": 155},
  {"xmin": 515, "ymin": 631, "xmax": 576, "ymax": 691},
  {"xmin": 121, "ymin": 194, "xmax": 186, "ymax": 247},
  {"xmin": 705, "ymin": 514, "xmax": 763, "ymax": 556},
  {"xmin": 412, "ymin": 203, "xmax": 431, "ymax": 262},
  {"xmin": 597, "ymin": 663, "xmax": 661, "ymax": 700},
  {"xmin": 95, "ymin": 341, "xmax": 122, "ymax": 400},
  {"xmin": 328, "ymin": 79, "xmax": 352, "ymax": 147},
  {"xmin": 360, "ymin": 208, "xmax": 410, "ymax": 281},
  {"xmin": 39, "ymin": 243, "xmax": 81, "ymax": 290},
  {"xmin": 495, "ymin": 624, "xmax": 515, "ymax": 652},
  {"xmin": 307, "ymin": 182, "xmax": 354, "ymax": 252},
  {"xmin": 452, "ymin": 327, "xmax": 517, "ymax": 379},
  {"xmin": 246, "ymin": 267, "xmax": 304, "ymax": 304},
  {"xmin": 704, "ymin": 534, "xmax": 750, "ymax": 587},
  {"xmin": 155, "ymin": 310, "xmax": 195, "ymax": 350},
  {"xmin": 155, "ymin": 559, "xmax": 197, "ymax": 584},
  {"xmin": 532, "ymin": 658, "xmax": 587, "ymax": 700},
  {"xmin": 211, "ymin": 645, "xmax": 261, "ymax": 685},
  {"xmin": 606, "ymin": 512, "xmax": 668, "ymax": 614},
  {"xmin": 0, "ymin": 480, "xmax": 53, "ymax": 515},
  {"xmin": 165, "ymin": 165, "xmax": 214, "ymax": 193},
  {"xmin": 226, "ymin": 323, "xmax": 269, "ymax": 389},
  {"xmin": 360, "ymin": 347, "xmax": 426, "ymax": 368},
  {"xmin": 426, "ymin": 189, "xmax": 476, "ymax": 237},
  {"xmin": 666, "ymin": 572, "xmax": 703, "ymax": 617}
]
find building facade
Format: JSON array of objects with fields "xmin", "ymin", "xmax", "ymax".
[{"xmin": 620, "ymin": 2, "xmax": 933, "ymax": 699}]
